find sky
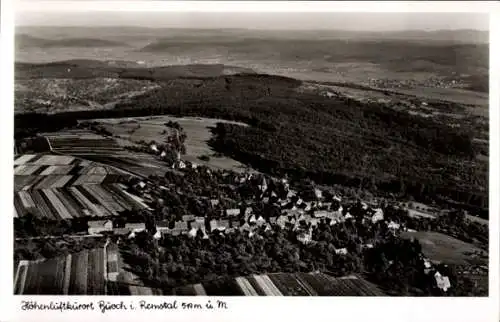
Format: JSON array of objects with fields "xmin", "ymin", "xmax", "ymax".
[{"xmin": 14, "ymin": 2, "xmax": 490, "ymax": 31}]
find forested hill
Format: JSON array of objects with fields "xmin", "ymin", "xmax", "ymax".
[
  {"xmin": 15, "ymin": 61, "xmax": 256, "ymax": 80},
  {"xmin": 15, "ymin": 72, "xmax": 487, "ymax": 216},
  {"xmin": 16, "ymin": 34, "xmax": 129, "ymax": 49}
]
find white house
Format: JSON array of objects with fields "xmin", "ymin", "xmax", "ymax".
[
  {"xmin": 226, "ymin": 208, "xmax": 240, "ymax": 217},
  {"xmin": 125, "ymin": 223, "xmax": 146, "ymax": 233},
  {"xmin": 310, "ymin": 218, "xmax": 319, "ymax": 228},
  {"xmin": 276, "ymin": 216, "xmax": 287, "ymax": 229},
  {"xmin": 387, "ymin": 221, "xmax": 400, "ymax": 230},
  {"xmin": 297, "ymin": 229, "xmax": 313, "ymax": 244},
  {"xmin": 335, "ymin": 248, "xmax": 348, "ymax": 255},
  {"xmin": 88, "ymin": 220, "xmax": 113, "ymax": 235},
  {"xmin": 209, "ymin": 220, "xmax": 219, "ymax": 232},
  {"xmin": 434, "ymin": 272, "xmax": 451, "ymax": 292},
  {"xmin": 150, "ymin": 144, "xmax": 158, "ymax": 152},
  {"xmin": 371, "ymin": 208, "xmax": 384, "ymax": 223},
  {"xmin": 313, "ymin": 210, "xmax": 328, "ymax": 218},
  {"xmin": 314, "ymin": 189, "xmax": 323, "ymax": 199},
  {"xmin": 240, "ymin": 222, "xmax": 251, "ymax": 232},
  {"xmin": 345, "ymin": 212, "xmax": 354, "ymax": 220},
  {"xmin": 188, "ymin": 227, "xmax": 198, "ymax": 238},
  {"xmin": 153, "ymin": 230, "xmax": 162, "ymax": 240},
  {"xmin": 256, "ymin": 216, "xmax": 266, "ymax": 226}
]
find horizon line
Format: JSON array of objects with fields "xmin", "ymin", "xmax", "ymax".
[{"xmin": 15, "ymin": 25, "xmax": 489, "ymax": 32}]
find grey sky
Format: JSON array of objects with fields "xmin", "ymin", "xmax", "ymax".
[{"xmin": 16, "ymin": 11, "xmax": 489, "ymax": 31}]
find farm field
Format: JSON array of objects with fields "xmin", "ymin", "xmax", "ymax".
[
  {"xmin": 105, "ymin": 243, "xmax": 164, "ymax": 295},
  {"xmin": 91, "ymin": 116, "xmax": 251, "ymax": 172},
  {"xmin": 400, "ymin": 231, "xmax": 487, "ymax": 265},
  {"xmin": 465, "ymin": 214, "xmax": 489, "ymax": 225},
  {"xmin": 13, "ymin": 184, "xmax": 148, "ymax": 220},
  {"xmin": 14, "ymin": 247, "xmax": 106, "ymax": 295},
  {"xmin": 15, "ymin": 239, "xmax": 385, "ymax": 296},
  {"xmin": 14, "ymin": 153, "xmax": 125, "ymax": 191},
  {"xmin": 14, "ymin": 243, "xmax": 154, "ymax": 295},
  {"xmin": 13, "ymin": 153, "xmax": 149, "ymax": 220},
  {"xmin": 164, "ymin": 273, "xmax": 385, "ymax": 296},
  {"xmin": 40, "ymin": 129, "xmax": 175, "ymax": 178},
  {"xmin": 407, "ymin": 209, "xmax": 437, "ymax": 219}
]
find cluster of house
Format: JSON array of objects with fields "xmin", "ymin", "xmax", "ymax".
[
  {"xmin": 95, "ymin": 169, "xmax": 425, "ymax": 258},
  {"xmin": 368, "ymin": 77, "xmax": 465, "ymax": 90},
  {"xmin": 419, "ymin": 256, "xmax": 452, "ymax": 292},
  {"xmin": 88, "ymin": 220, "xmax": 147, "ymax": 238},
  {"xmin": 87, "ymin": 214, "xmax": 209, "ymax": 240},
  {"xmin": 148, "ymin": 143, "xmax": 188, "ymax": 169}
]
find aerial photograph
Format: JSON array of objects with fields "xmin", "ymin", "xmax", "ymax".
[{"xmin": 13, "ymin": 8, "xmax": 489, "ymax": 296}]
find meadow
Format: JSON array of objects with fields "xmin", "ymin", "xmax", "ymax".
[
  {"xmin": 92, "ymin": 116, "xmax": 251, "ymax": 172},
  {"xmin": 400, "ymin": 231, "xmax": 486, "ymax": 265}
]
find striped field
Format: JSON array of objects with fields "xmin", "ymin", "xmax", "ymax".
[
  {"xmin": 14, "ymin": 153, "xmax": 150, "ymax": 220},
  {"xmin": 14, "ymin": 242, "xmax": 385, "ymax": 296}
]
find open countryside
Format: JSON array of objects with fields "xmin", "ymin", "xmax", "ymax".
[{"xmin": 13, "ymin": 16, "xmax": 489, "ymax": 297}]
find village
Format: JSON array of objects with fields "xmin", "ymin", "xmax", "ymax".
[
  {"xmin": 83, "ymin": 142, "xmax": 454, "ymax": 293},
  {"xmin": 13, "ymin": 116, "xmax": 488, "ymax": 296}
]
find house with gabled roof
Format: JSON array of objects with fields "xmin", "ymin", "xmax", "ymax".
[
  {"xmin": 125, "ymin": 223, "xmax": 146, "ymax": 233},
  {"xmin": 297, "ymin": 228, "xmax": 313, "ymax": 244},
  {"xmin": 191, "ymin": 218, "xmax": 205, "ymax": 230},
  {"xmin": 210, "ymin": 199, "xmax": 220, "ymax": 207},
  {"xmin": 276, "ymin": 215, "xmax": 287, "ymax": 229},
  {"xmin": 434, "ymin": 272, "xmax": 451, "ymax": 292},
  {"xmin": 313, "ymin": 210, "xmax": 329, "ymax": 218},
  {"xmin": 174, "ymin": 221, "xmax": 188, "ymax": 231},
  {"xmin": 309, "ymin": 218, "xmax": 319, "ymax": 228},
  {"xmin": 182, "ymin": 214, "xmax": 196, "ymax": 222},
  {"xmin": 188, "ymin": 227, "xmax": 198, "ymax": 238},
  {"xmin": 240, "ymin": 222, "xmax": 251, "ymax": 232},
  {"xmin": 88, "ymin": 220, "xmax": 113, "ymax": 235},
  {"xmin": 335, "ymin": 248, "xmax": 348, "ymax": 255},
  {"xmin": 209, "ymin": 219, "xmax": 218, "ymax": 232},
  {"xmin": 371, "ymin": 208, "xmax": 384, "ymax": 223},
  {"xmin": 226, "ymin": 208, "xmax": 240, "ymax": 217},
  {"xmin": 219, "ymin": 219, "xmax": 230, "ymax": 230},
  {"xmin": 231, "ymin": 220, "xmax": 241, "ymax": 229}
]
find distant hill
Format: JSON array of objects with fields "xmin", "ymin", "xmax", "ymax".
[
  {"xmin": 15, "ymin": 60, "xmax": 256, "ymax": 80},
  {"xmin": 17, "ymin": 26, "xmax": 488, "ymax": 44},
  {"xmin": 16, "ymin": 34, "xmax": 129, "ymax": 48}
]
